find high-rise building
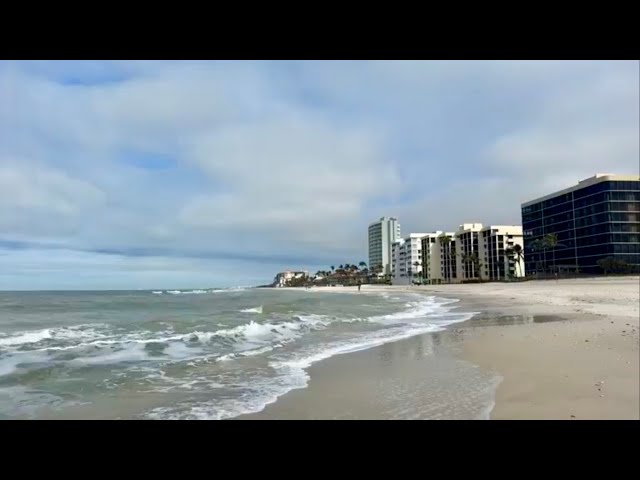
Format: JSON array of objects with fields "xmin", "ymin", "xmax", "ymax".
[
  {"xmin": 521, "ymin": 174, "xmax": 640, "ymax": 274},
  {"xmin": 368, "ymin": 217, "xmax": 401, "ymax": 275}
]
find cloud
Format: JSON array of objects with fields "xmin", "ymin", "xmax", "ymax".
[
  {"xmin": 0, "ymin": 60, "xmax": 637, "ymax": 288},
  {"xmin": 0, "ymin": 160, "xmax": 106, "ymax": 238},
  {"xmin": 180, "ymin": 114, "xmax": 399, "ymax": 246}
]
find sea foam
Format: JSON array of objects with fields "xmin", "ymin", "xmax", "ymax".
[{"xmin": 144, "ymin": 296, "xmax": 474, "ymax": 420}]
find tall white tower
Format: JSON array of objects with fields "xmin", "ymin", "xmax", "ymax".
[{"xmin": 368, "ymin": 217, "xmax": 401, "ymax": 275}]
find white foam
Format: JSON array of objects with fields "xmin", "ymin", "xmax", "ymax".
[
  {"xmin": 69, "ymin": 343, "xmax": 150, "ymax": 366},
  {"xmin": 165, "ymin": 289, "xmax": 209, "ymax": 295},
  {"xmin": 0, "ymin": 351, "xmax": 52, "ymax": 377},
  {"xmin": 216, "ymin": 345, "xmax": 276, "ymax": 362},
  {"xmin": 267, "ymin": 310, "xmax": 474, "ymax": 401},
  {"xmin": 211, "ymin": 287, "xmax": 248, "ymax": 294},
  {"xmin": 152, "ymin": 291, "xmax": 163, "ymax": 295},
  {"xmin": 163, "ymin": 287, "xmax": 248, "ymax": 295},
  {"xmin": 483, "ymin": 375, "xmax": 504, "ymax": 419},
  {"xmin": 0, "ymin": 324, "xmax": 110, "ymax": 348},
  {"xmin": 146, "ymin": 299, "xmax": 475, "ymax": 420},
  {"xmin": 163, "ymin": 342, "xmax": 203, "ymax": 361},
  {"xmin": 0, "ymin": 355, "xmax": 23, "ymax": 377},
  {"xmin": 0, "ymin": 329, "xmax": 53, "ymax": 347},
  {"xmin": 365, "ymin": 298, "xmax": 448, "ymax": 325},
  {"xmin": 213, "ymin": 321, "xmax": 304, "ymax": 343},
  {"xmin": 240, "ymin": 306, "xmax": 263, "ymax": 314}
]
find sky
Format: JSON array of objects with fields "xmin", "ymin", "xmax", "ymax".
[{"xmin": 0, "ymin": 60, "xmax": 638, "ymax": 290}]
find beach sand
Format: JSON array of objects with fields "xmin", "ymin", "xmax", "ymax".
[{"xmin": 242, "ymin": 277, "xmax": 639, "ymax": 420}]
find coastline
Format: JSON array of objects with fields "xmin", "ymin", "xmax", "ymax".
[{"xmin": 240, "ymin": 277, "xmax": 639, "ymax": 420}]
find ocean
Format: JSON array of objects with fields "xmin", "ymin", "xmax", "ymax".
[{"xmin": 0, "ymin": 287, "xmax": 494, "ymax": 419}]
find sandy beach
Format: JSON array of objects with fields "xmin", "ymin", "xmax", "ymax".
[{"xmin": 243, "ymin": 277, "xmax": 639, "ymax": 420}]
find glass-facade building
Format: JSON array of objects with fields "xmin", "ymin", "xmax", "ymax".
[{"xmin": 521, "ymin": 174, "xmax": 640, "ymax": 274}]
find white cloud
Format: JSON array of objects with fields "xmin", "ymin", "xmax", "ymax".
[
  {"xmin": 0, "ymin": 60, "xmax": 637, "ymax": 288},
  {"xmin": 180, "ymin": 114, "xmax": 399, "ymax": 246},
  {"xmin": 0, "ymin": 161, "xmax": 106, "ymax": 237}
]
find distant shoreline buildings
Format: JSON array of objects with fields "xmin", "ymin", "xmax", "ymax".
[
  {"xmin": 272, "ymin": 270, "xmax": 309, "ymax": 287},
  {"xmin": 389, "ymin": 224, "xmax": 524, "ymax": 285},
  {"xmin": 369, "ymin": 173, "xmax": 640, "ymax": 284},
  {"xmin": 270, "ymin": 174, "xmax": 639, "ymax": 289}
]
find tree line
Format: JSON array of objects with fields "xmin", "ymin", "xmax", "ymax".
[{"xmin": 285, "ymin": 262, "xmax": 390, "ymax": 287}]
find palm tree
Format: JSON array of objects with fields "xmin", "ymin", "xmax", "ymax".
[
  {"xmin": 330, "ymin": 266, "xmax": 335, "ymax": 275},
  {"xmin": 359, "ymin": 261, "xmax": 367, "ymax": 271},
  {"xmin": 371, "ymin": 264, "xmax": 383, "ymax": 282},
  {"xmin": 439, "ymin": 234, "xmax": 452, "ymax": 283},
  {"xmin": 597, "ymin": 257, "xmax": 614, "ymax": 275},
  {"xmin": 512, "ymin": 244, "xmax": 524, "ymax": 278},
  {"xmin": 505, "ymin": 248, "xmax": 514, "ymax": 280},
  {"xmin": 530, "ymin": 239, "xmax": 542, "ymax": 274},
  {"xmin": 460, "ymin": 253, "xmax": 472, "ymax": 279},
  {"xmin": 412, "ymin": 261, "xmax": 421, "ymax": 284},
  {"xmin": 470, "ymin": 253, "xmax": 483, "ymax": 282},
  {"xmin": 461, "ymin": 253, "xmax": 482, "ymax": 281},
  {"xmin": 543, "ymin": 234, "xmax": 558, "ymax": 274}
]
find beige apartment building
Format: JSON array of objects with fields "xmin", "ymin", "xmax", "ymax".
[
  {"xmin": 419, "ymin": 232, "xmax": 458, "ymax": 284},
  {"xmin": 479, "ymin": 225, "xmax": 525, "ymax": 281},
  {"xmin": 454, "ymin": 223, "xmax": 525, "ymax": 282},
  {"xmin": 390, "ymin": 224, "xmax": 525, "ymax": 284},
  {"xmin": 455, "ymin": 223, "xmax": 484, "ymax": 281}
]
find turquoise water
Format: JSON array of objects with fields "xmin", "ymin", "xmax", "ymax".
[{"xmin": 0, "ymin": 287, "xmax": 477, "ymax": 419}]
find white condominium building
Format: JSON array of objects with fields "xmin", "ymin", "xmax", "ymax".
[
  {"xmin": 391, "ymin": 233, "xmax": 429, "ymax": 285},
  {"xmin": 371, "ymin": 216, "xmax": 525, "ymax": 284},
  {"xmin": 479, "ymin": 225, "xmax": 524, "ymax": 281},
  {"xmin": 455, "ymin": 223, "xmax": 484, "ymax": 281},
  {"xmin": 368, "ymin": 217, "xmax": 401, "ymax": 275},
  {"xmin": 420, "ymin": 232, "xmax": 458, "ymax": 284},
  {"xmin": 455, "ymin": 223, "xmax": 525, "ymax": 282},
  {"xmin": 388, "ymin": 224, "xmax": 526, "ymax": 285}
]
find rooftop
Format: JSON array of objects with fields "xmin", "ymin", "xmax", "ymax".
[
  {"xmin": 521, "ymin": 174, "xmax": 640, "ymax": 207},
  {"xmin": 369, "ymin": 216, "xmax": 399, "ymax": 227}
]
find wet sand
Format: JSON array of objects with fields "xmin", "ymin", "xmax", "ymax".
[
  {"xmin": 240, "ymin": 327, "xmax": 501, "ymax": 420},
  {"xmin": 242, "ymin": 277, "xmax": 639, "ymax": 420}
]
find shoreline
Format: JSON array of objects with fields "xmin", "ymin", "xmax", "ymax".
[{"xmin": 240, "ymin": 277, "xmax": 639, "ymax": 420}]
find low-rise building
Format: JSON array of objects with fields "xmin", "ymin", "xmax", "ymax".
[{"xmin": 273, "ymin": 270, "xmax": 308, "ymax": 287}]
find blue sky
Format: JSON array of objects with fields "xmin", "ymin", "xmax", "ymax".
[{"xmin": 1, "ymin": 60, "xmax": 638, "ymax": 289}]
